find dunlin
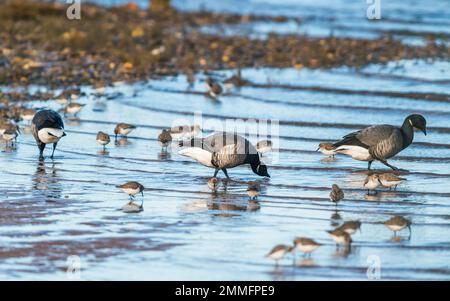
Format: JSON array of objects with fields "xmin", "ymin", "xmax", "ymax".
[
  {"xmin": 247, "ymin": 182, "xmax": 261, "ymax": 200},
  {"xmin": 336, "ymin": 221, "xmax": 361, "ymax": 235},
  {"xmin": 293, "ymin": 237, "xmax": 321, "ymax": 257},
  {"xmin": 384, "ymin": 216, "xmax": 411, "ymax": 236},
  {"xmin": 265, "ymin": 245, "xmax": 292, "ymax": 265},
  {"xmin": 114, "ymin": 123, "xmax": 136, "ymax": 139},
  {"xmin": 31, "ymin": 110, "xmax": 66, "ymax": 160},
  {"xmin": 205, "ymin": 77, "xmax": 223, "ymax": 99},
  {"xmin": 96, "ymin": 131, "xmax": 111, "ymax": 150},
  {"xmin": 364, "ymin": 174, "xmax": 381, "ymax": 195},
  {"xmin": 379, "ymin": 173, "xmax": 406, "ymax": 190},
  {"xmin": 330, "ymin": 184, "xmax": 344, "ymax": 205},
  {"xmin": 64, "ymin": 102, "xmax": 85, "ymax": 116},
  {"xmin": 2, "ymin": 128, "xmax": 18, "ymax": 146},
  {"xmin": 327, "ymin": 229, "xmax": 352, "ymax": 248},
  {"xmin": 158, "ymin": 129, "xmax": 172, "ymax": 150},
  {"xmin": 207, "ymin": 177, "xmax": 219, "ymax": 192},
  {"xmin": 317, "ymin": 142, "xmax": 336, "ymax": 157},
  {"xmin": 333, "ymin": 114, "xmax": 426, "ymax": 170},
  {"xmin": 20, "ymin": 108, "xmax": 36, "ymax": 123},
  {"xmin": 117, "ymin": 181, "xmax": 145, "ymax": 201}
]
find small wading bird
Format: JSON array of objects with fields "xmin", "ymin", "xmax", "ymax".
[
  {"xmin": 63, "ymin": 102, "xmax": 85, "ymax": 116},
  {"xmin": 265, "ymin": 245, "xmax": 292, "ymax": 265},
  {"xmin": 117, "ymin": 181, "xmax": 145, "ymax": 201},
  {"xmin": 178, "ymin": 132, "xmax": 270, "ymax": 179},
  {"xmin": 96, "ymin": 131, "xmax": 111, "ymax": 150},
  {"xmin": 247, "ymin": 182, "xmax": 260, "ymax": 200},
  {"xmin": 330, "ymin": 184, "xmax": 344, "ymax": 205},
  {"xmin": 327, "ymin": 229, "xmax": 352, "ymax": 248},
  {"xmin": 378, "ymin": 173, "xmax": 406, "ymax": 190},
  {"xmin": 20, "ymin": 108, "xmax": 36, "ymax": 124},
  {"xmin": 384, "ymin": 216, "xmax": 411, "ymax": 236},
  {"xmin": 114, "ymin": 123, "xmax": 136, "ymax": 139},
  {"xmin": 256, "ymin": 140, "xmax": 272, "ymax": 156},
  {"xmin": 336, "ymin": 221, "xmax": 362, "ymax": 235},
  {"xmin": 31, "ymin": 110, "xmax": 66, "ymax": 160},
  {"xmin": 169, "ymin": 124, "xmax": 201, "ymax": 140},
  {"xmin": 293, "ymin": 237, "xmax": 321, "ymax": 257},
  {"xmin": 2, "ymin": 128, "xmax": 18, "ymax": 146},
  {"xmin": 207, "ymin": 177, "xmax": 219, "ymax": 192},
  {"xmin": 333, "ymin": 114, "xmax": 427, "ymax": 170},
  {"xmin": 158, "ymin": 129, "xmax": 172, "ymax": 151},
  {"xmin": 364, "ymin": 174, "xmax": 382, "ymax": 195},
  {"xmin": 205, "ymin": 77, "xmax": 223, "ymax": 99},
  {"xmin": 317, "ymin": 142, "xmax": 337, "ymax": 157}
]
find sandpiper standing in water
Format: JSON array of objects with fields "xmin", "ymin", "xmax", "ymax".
[
  {"xmin": 114, "ymin": 123, "xmax": 136, "ymax": 140},
  {"xmin": 364, "ymin": 174, "xmax": 382, "ymax": 195},
  {"xmin": 158, "ymin": 129, "xmax": 172, "ymax": 151},
  {"xmin": 384, "ymin": 216, "xmax": 411, "ymax": 236},
  {"xmin": 330, "ymin": 184, "xmax": 344, "ymax": 205},
  {"xmin": 117, "ymin": 181, "xmax": 145, "ymax": 201},
  {"xmin": 317, "ymin": 142, "xmax": 337, "ymax": 157},
  {"xmin": 378, "ymin": 173, "xmax": 406, "ymax": 190},
  {"xmin": 31, "ymin": 110, "xmax": 66, "ymax": 160},
  {"xmin": 96, "ymin": 131, "xmax": 111, "ymax": 150},
  {"xmin": 337, "ymin": 221, "xmax": 362, "ymax": 235},
  {"xmin": 293, "ymin": 237, "xmax": 321, "ymax": 257},
  {"xmin": 247, "ymin": 182, "xmax": 261, "ymax": 200},
  {"xmin": 63, "ymin": 102, "xmax": 85, "ymax": 117},
  {"xmin": 256, "ymin": 140, "xmax": 273, "ymax": 156},
  {"xmin": 265, "ymin": 245, "xmax": 292, "ymax": 265},
  {"xmin": 2, "ymin": 128, "xmax": 18, "ymax": 146},
  {"xmin": 207, "ymin": 177, "xmax": 219, "ymax": 192},
  {"xmin": 327, "ymin": 229, "xmax": 352, "ymax": 249}
]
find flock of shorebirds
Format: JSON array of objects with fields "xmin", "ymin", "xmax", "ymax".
[{"xmin": 1, "ymin": 76, "xmax": 427, "ymax": 264}]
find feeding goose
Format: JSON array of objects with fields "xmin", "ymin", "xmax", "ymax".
[
  {"xmin": 333, "ymin": 114, "xmax": 427, "ymax": 170},
  {"xmin": 178, "ymin": 132, "xmax": 270, "ymax": 179},
  {"xmin": 31, "ymin": 110, "xmax": 66, "ymax": 160}
]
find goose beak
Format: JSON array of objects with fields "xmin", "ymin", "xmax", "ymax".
[
  {"xmin": 62, "ymin": 132, "xmax": 67, "ymax": 137},
  {"xmin": 422, "ymin": 129, "xmax": 427, "ymax": 136}
]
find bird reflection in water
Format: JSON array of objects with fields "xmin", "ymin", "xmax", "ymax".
[{"xmin": 32, "ymin": 160, "xmax": 63, "ymax": 201}]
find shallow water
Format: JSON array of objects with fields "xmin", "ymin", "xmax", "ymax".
[{"xmin": 1, "ymin": 57, "xmax": 450, "ymax": 280}]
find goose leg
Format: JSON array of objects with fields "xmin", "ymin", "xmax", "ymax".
[
  {"xmin": 368, "ymin": 161, "xmax": 373, "ymax": 170},
  {"xmin": 379, "ymin": 159, "xmax": 398, "ymax": 171},
  {"xmin": 38, "ymin": 143, "xmax": 46, "ymax": 160},
  {"xmin": 213, "ymin": 169, "xmax": 219, "ymax": 177},
  {"xmin": 50, "ymin": 142, "xmax": 57, "ymax": 159},
  {"xmin": 222, "ymin": 168, "xmax": 230, "ymax": 179}
]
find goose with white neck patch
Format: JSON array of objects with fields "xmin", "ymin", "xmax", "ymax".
[
  {"xmin": 178, "ymin": 132, "xmax": 270, "ymax": 179},
  {"xmin": 31, "ymin": 110, "xmax": 66, "ymax": 160},
  {"xmin": 333, "ymin": 114, "xmax": 427, "ymax": 170}
]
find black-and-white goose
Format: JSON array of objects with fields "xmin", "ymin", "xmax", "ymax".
[
  {"xmin": 31, "ymin": 110, "xmax": 66, "ymax": 160},
  {"xmin": 178, "ymin": 132, "xmax": 270, "ymax": 179},
  {"xmin": 333, "ymin": 114, "xmax": 427, "ymax": 170}
]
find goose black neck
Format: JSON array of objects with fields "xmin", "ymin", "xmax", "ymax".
[{"xmin": 400, "ymin": 118, "xmax": 414, "ymax": 149}]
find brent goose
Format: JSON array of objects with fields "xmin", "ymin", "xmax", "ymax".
[
  {"xmin": 205, "ymin": 77, "xmax": 223, "ymax": 99},
  {"xmin": 31, "ymin": 110, "xmax": 66, "ymax": 160},
  {"xmin": 329, "ymin": 184, "xmax": 344, "ymax": 205},
  {"xmin": 293, "ymin": 238, "xmax": 321, "ymax": 257},
  {"xmin": 336, "ymin": 221, "xmax": 362, "ymax": 235},
  {"xmin": 96, "ymin": 131, "xmax": 111, "ymax": 150},
  {"xmin": 177, "ymin": 132, "xmax": 270, "ymax": 179},
  {"xmin": 378, "ymin": 173, "xmax": 406, "ymax": 190},
  {"xmin": 333, "ymin": 114, "xmax": 427, "ymax": 170},
  {"xmin": 384, "ymin": 216, "xmax": 411, "ymax": 236},
  {"xmin": 114, "ymin": 123, "xmax": 136, "ymax": 139}
]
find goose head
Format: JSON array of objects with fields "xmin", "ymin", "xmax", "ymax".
[
  {"xmin": 406, "ymin": 114, "xmax": 427, "ymax": 136},
  {"xmin": 251, "ymin": 161, "xmax": 270, "ymax": 178}
]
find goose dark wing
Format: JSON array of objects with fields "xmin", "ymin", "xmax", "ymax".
[
  {"xmin": 334, "ymin": 124, "xmax": 396, "ymax": 149},
  {"xmin": 32, "ymin": 110, "xmax": 64, "ymax": 130}
]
